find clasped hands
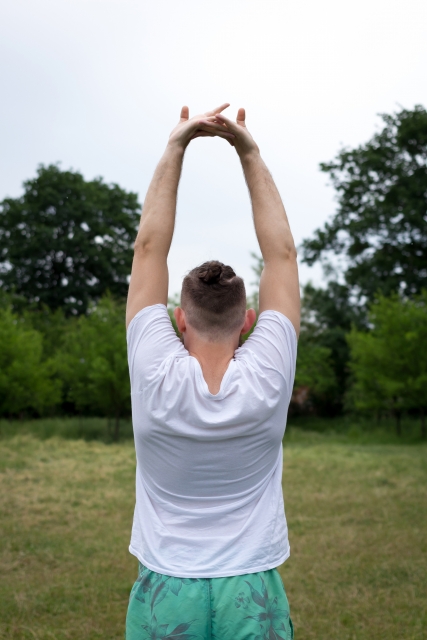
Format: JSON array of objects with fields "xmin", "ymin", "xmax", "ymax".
[{"xmin": 168, "ymin": 103, "xmax": 259, "ymax": 158}]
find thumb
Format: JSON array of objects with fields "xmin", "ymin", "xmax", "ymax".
[
  {"xmin": 236, "ymin": 107, "xmax": 246, "ymax": 127},
  {"xmin": 180, "ymin": 106, "xmax": 189, "ymax": 122}
]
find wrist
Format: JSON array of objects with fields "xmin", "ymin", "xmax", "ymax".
[
  {"xmin": 166, "ymin": 139, "xmax": 187, "ymax": 158},
  {"xmin": 238, "ymin": 147, "xmax": 261, "ymax": 164}
]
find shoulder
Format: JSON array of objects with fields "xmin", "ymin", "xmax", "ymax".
[
  {"xmin": 235, "ymin": 310, "xmax": 298, "ymax": 382},
  {"xmin": 126, "ymin": 304, "xmax": 176, "ymax": 344},
  {"xmin": 244, "ymin": 310, "xmax": 298, "ymax": 351},
  {"xmin": 127, "ymin": 304, "xmax": 184, "ymax": 382},
  {"xmin": 127, "ymin": 303, "xmax": 170, "ymax": 334},
  {"xmin": 256, "ymin": 309, "xmax": 298, "ymax": 337}
]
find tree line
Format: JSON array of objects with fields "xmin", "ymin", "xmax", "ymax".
[
  {"xmin": 1, "ymin": 106, "xmax": 426, "ymax": 436},
  {"xmin": 294, "ymin": 105, "xmax": 427, "ymax": 434}
]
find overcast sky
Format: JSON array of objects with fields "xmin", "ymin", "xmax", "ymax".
[{"xmin": 1, "ymin": 0, "xmax": 426, "ymax": 296}]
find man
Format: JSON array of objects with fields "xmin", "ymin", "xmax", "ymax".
[{"xmin": 125, "ymin": 103, "xmax": 300, "ymax": 639}]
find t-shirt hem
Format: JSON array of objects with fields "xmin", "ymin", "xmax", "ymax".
[{"xmin": 128, "ymin": 544, "xmax": 290, "ymax": 579}]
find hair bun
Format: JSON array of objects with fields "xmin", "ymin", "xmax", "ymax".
[
  {"xmin": 196, "ymin": 260, "xmax": 237, "ymax": 286},
  {"xmin": 198, "ymin": 263, "xmax": 223, "ymax": 284}
]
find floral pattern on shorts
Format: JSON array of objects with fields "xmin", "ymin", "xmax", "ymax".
[{"xmin": 126, "ymin": 563, "xmax": 294, "ymax": 640}]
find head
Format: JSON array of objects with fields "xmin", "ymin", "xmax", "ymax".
[{"xmin": 174, "ymin": 260, "xmax": 256, "ymax": 346}]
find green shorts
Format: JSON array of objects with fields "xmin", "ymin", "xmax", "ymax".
[{"xmin": 126, "ymin": 562, "xmax": 294, "ymax": 640}]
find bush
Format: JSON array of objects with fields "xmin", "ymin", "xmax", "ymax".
[
  {"xmin": 347, "ymin": 292, "xmax": 427, "ymax": 436},
  {"xmin": 57, "ymin": 295, "xmax": 130, "ymax": 439},
  {"xmin": 0, "ymin": 306, "xmax": 61, "ymax": 417}
]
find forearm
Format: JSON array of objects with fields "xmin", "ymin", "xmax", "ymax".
[
  {"xmin": 240, "ymin": 151, "xmax": 296, "ymax": 263},
  {"xmin": 135, "ymin": 143, "xmax": 185, "ymax": 257}
]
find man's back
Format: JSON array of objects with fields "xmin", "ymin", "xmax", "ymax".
[{"xmin": 128, "ymin": 304, "xmax": 297, "ymax": 577}]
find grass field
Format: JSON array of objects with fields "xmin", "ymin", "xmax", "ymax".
[{"xmin": 1, "ymin": 423, "xmax": 426, "ymax": 639}]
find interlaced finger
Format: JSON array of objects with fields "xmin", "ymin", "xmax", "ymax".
[
  {"xmin": 191, "ymin": 131, "xmax": 235, "ymax": 146},
  {"xmin": 197, "ymin": 120, "xmax": 234, "ymax": 134},
  {"xmin": 191, "ymin": 132, "xmax": 214, "ymax": 139},
  {"xmin": 196, "ymin": 125, "xmax": 235, "ymax": 140},
  {"xmin": 213, "ymin": 112, "xmax": 239, "ymax": 132},
  {"xmin": 204, "ymin": 103, "xmax": 230, "ymax": 117}
]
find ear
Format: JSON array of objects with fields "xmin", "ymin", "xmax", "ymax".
[
  {"xmin": 241, "ymin": 308, "xmax": 256, "ymax": 335},
  {"xmin": 174, "ymin": 307, "xmax": 187, "ymax": 333}
]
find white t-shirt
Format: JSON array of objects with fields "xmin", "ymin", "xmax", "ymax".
[{"xmin": 127, "ymin": 304, "xmax": 297, "ymax": 578}]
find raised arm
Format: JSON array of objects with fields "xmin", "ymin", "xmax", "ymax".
[
  {"xmin": 213, "ymin": 109, "xmax": 300, "ymax": 335},
  {"xmin": 126, "ymin": 104, "xmax": 235, "ymax": 328}
]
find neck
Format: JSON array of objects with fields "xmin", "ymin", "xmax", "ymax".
[
  {"xmin": 185, "ymin": 333, "xmax": 238, "ymax": 365},
  {"xmin": 183, "ymin": 331, "xmax": 239, "ymax": 395}
]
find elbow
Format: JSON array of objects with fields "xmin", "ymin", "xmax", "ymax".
[
  {"xmin": 134, "ymin": 235, "xmax": 153, "ymax": 255},
  {"xmin": 284, "ymin": 244, "xmax": 297, "ymax": 261},
  {"xmin": 133, "ymin": 234, "xmax": 167, "ymax": 261},
  {"xmin": 264, "ymin": 244, "xmax": 297, "ymax": 266},
  {"xmin": 279, "ymin": 244, "xmax": 298, "ymax": 262}
]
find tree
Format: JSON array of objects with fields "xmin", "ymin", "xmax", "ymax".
[
  {"xmin": 299, "ymin": 281, "xmax": 367, "ymax": 413},
  {"xmin": 0, "ymin": 306, "xmax": 61, "ymax": 417},
  {"xmin": 302, "ymin": 106, "xmax": 427, "ymax": 301},
  {"xmin": 58, "ymin": 295, "xmax": 130, "ymax": 438},
  {"xmin": 347, "ymin": 292, "xmax": 427, "ymax": 436},
  {"xmin": 293, "ymin": 338, "xmax": 337, "ymax": 413},
  {"xmin": 0, "ymin": 164, "xmax": 141, "ymax": 315}
]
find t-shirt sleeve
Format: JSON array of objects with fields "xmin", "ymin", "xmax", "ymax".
[
  {"xmin": 239, "ymin": 310, "xmax": 298, "ymax": 394},
  {"xmin": 127, "ymin": 304, "xmax": 184, "ymax": 390}
]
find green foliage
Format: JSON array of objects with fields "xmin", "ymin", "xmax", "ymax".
[
  {"xmin": 247, "ymin": 251, "xmax": 264, "ymax": 311},
  {"xmin": 0, "ymin": 306, "xmax": 61, "ymax": 417},
  {"xmin": 57, "ymin": 295, "xmax": 130, "ymax": 438},
  {"xmin": 298, "ymin": 282, "xmax": 366, "ymax": 413},
  {"xmin": 25, "ymin": 305, "xmax": 69, "ymax": 359},
  {"xmin": 0, "ymin": 164, "xmax": 141, "ymax": 315},
  {"xmin": 0, "ymin": 293, "xmax": 130, "ymax": 434},
  {"xmin": 302, "ymin": 105, "xmax": 427, "ymax": 301},
  {"xmin": 300, "ymin": 106, "xmax": 427, "ymax": 416},
  {"xmin": 347, "ymin": 292, "xmax": 427, "ymax": 434},
  {"xmin": 294, "ymin": 339, "xmax": 337, "ymax": 404},
  {"xmin": 167, "ymin": 294, "xmax": 181, "ymax": 336}
]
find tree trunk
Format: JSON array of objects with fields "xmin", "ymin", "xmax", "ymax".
[
  {"xmin": 114, "ymin": 413, "xmax": 120, "ymax": 442},
  {"xmin": 421, "ymin": 408, "xmax": 426, "ymax": 439},
  {"xmin": 395, "ymin": 409, "xmax": 402, "ymax": 437}
]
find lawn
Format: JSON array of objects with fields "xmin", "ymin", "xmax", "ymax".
[{"xmin": 0, "ymin": 425, "xmax": 426, "ymax": 639}]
